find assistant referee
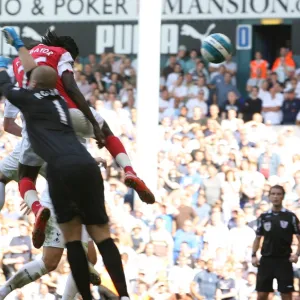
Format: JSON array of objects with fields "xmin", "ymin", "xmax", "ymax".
[{"xmin": 252, "ymin": 185, "xmax": 300, "ymax": 300}]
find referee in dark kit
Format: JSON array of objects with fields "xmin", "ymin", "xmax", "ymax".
[{"xmin": 252, "ymin": 185, "xmax": 300, "ymax": 300}]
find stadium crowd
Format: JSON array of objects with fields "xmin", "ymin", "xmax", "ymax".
[{"xmin": 0, "ymin": 46, "xmax": 300, "ymax": 300}]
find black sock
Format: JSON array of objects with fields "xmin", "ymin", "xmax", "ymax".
[
  {"xmin": 66, "ymin": 240, "xmax": 92, "ymax": 300},
  {"xmin": 97, "ymin": 238, "xmax": 129, "ymax": 297}
]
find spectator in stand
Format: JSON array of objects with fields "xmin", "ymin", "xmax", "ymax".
[
  {"xmin": 262, "ymin": 85, "xmax": 284, "ymax": 125},
  {"xmin": 221, "ymin": 170, "xmax": 241, "ymax": 222},
  {"xmin": 121, "ymin": 58, "xmax": 136, "ymax": 79},
  {"xmin": 132, "ymin": 281, "xmax": 150, "ymax": 300},
  {"xmin": 203, "ymin": 104, "xmax": 221, "ymax": 126},
  {"xmin": 243, "ymin": 86, "xmax": 262, "ymax": 122},
  {"xmin": 209, "ymin": 61, "xmax": 223, "ymax": 81},
  {"xmin": 258, "ymin": 80, "xmax": 270, "ymax": 100},
  {"xmin": 105, "ymin": 72, "xmax": 122, "ymax": 93},
  {"xmin": 223, "ymin": 91, "xmax": 241, "ymax": 117},
  {"xmin": 210, "ymin": 64, "xmax": 226, "ymax": 86},
  {"xmin": 138, "ymin": 243, "xmax": 162, "ymax": 285},
  {"xmin": 246, "ymin": 67, "xmax": 265, "ymax": 93},
  {"xmin": 185, "ymin": 73, "xmax": 195, "ymax": 96},
  {"xmin": 87, "ymin": 53, "xmax": 99, "ymax": 73},
  {"xmin": 3, "ymin": 223, "xmax": 32, "ymax": 278},
  {"xmin": 83, "ymin": 63, "xmax": 96, "ymax": 83},
  {"xmin": 186, "ymin": 90, "xmax": 208, "ymax": 118},
  {"xmin": 274, "ymin": 56, "xmax": 295, "ymax": 83},
  {"xmin": 190, "ymin": 259, "xmax": 221, "ymax": 300},
  {"xmin": 131, "ymin": 224, "xmax": 146, "ymax": 254},
  {"xmin": 281, "ymin": 88, "xmax": 300, "ymax": 124},
  {"xmin": 184, "ymin": 49, "xmax": 199, "ymax": 73},
  {"xmin": 168, "ymin": 256, "xmax": 194, "ymax": 295},
  {"xmin": 148, "ymin": 282, "xmax": 172, "ymax": 300},
  {"xmin": 149, "ymin": 217, "xmax": 173, "ymax": 261},
  {"xmin": 173, "ymin": 195, "xmax": 199, "ymax": 230},
  {"xmin": 212, "ymin": 72, "xmax": 241, "ymax": 109},
  {"xmin": 109, "ymin": 53, "xmax": 127, "ymax": 74},
  {"xmin": 272, "ymin": 47, "xmax": 296, "ymax": 72},
  {"xmin": 173, "ymin": 220, "xmax": 199, "ymax": 262},
  {"xmin": 201, "ymin": 165, "xmax": 222, "ymax": 206},
  {"xmin": 1, "ymin": 199, "xmax": 21, "ymax": 221},
  {"xmin": 268, "ymin": 72, "xmax": 281, "ymax": 89},
  {"xmin": 162, "ymin": 55, "xmax": 177, "ymax": 79},
  {"xmin": 159, "ymin": 88, "xmax": 175, "ymax": 122},
  {"xmin": 239, "ymin": 272, "xmax": 257, "ymax": 300},
  {"xmin": 93, "ymin": 71, "xmax": 105, "ymax": 93},
  {"xmin": 168, "ymin": 74, "xmax": 188, "ymax": 108},
  {"xmin": 188, "ymin": 76, "xmax": 210, "ymax": 102},
  {"xmin": 238, "ymin": 129, "xmax": 256, "ymax": 149},
  {"xmin": 194, "ymin": 194, "xmax": 211, "ymax": 227},
  {"xmin": 166, "ymin": 63, "xmax": 183, "ymax": 88},
  {"xmin": 190, "ymin": 60, "xmax": 210, "ymax": 83},
  {"xmin": 249, "ymin": 51, "xmax": 269, "ymax": 80},
  {"xmin": 73, "ymin": 57, "xmax": 83, "ymax": 72},
  {"xmin": 228, "ymin": 212, "xmax": 255, "ymax": 261},
  {"xmin": 204, "ymin": 210, "xmax": 230, "ymax": 253},
  {"xmin": 221, "ymin": 109, "xmax": 240, "ymax": 132},
  {"xmin": 176, "ymin": 45, "xmax": 188, "ymax": 70},
  {"xmin": 285, "ymin": 77, "xmax": 300, "ymax": 98},
  {"xmin": 76, "ymin": 73, "xmax": 92, "ymax": 98},
  {"xmin": 258, "ymin": 144, "xmax": 281, "ymax": 179},
  {"xmin": 217, "ymin": 266, "xmax": 237, "ymax": 300},
  {"xmin": 223, "ymin": 54, "xmax": 237, "ymax": 86},
  {"xmin": 187, "ymin": 107, "xmax": 206, "ymax": 125}
]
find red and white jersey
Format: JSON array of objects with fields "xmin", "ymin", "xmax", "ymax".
[{"xmin": 12, "ymin": 44, "xmax": 78, "ymax": 109}]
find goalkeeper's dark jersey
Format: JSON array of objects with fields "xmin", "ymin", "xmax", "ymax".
[{"xmin": 0, "ymin": 70, "xmax": 94, "ymax": 166}]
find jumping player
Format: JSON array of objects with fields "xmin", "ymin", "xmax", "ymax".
[
  {"xmin": 2, "ymin": 30, "xmax": 155, "ymax": 248},
  {"xmin": 0, "ymin": 27, "xmax": 130, "ymax": 300}
]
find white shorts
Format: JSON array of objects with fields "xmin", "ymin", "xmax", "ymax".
[
  {"xmin": 43, "ymin": 209, "xmax": 90, "ymax": 249},
  {"xmin": 69, "ymin": 107, "xmax": 105, "ymax": 138},
  {"xmin": 0, "ymin": 141, "xmax": 47, "ymax": 182},
  {"xmin": 19, "ymin": 136, "xmax": 44, "ymax": 167},
  {"xmin": 0, "ymin": 141, "xmax": 21, "ymax": 181}
]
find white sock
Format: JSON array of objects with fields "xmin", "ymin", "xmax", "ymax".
[
  {"xmin": 0, "ymin": 259, "xmax": 47, "ymax": 297},
  {"xmin": 61, "ymin": 274, "xmax": 78, "ymax": 300},
  {"xmin": 0, "ymin": 182, "xmax": 5, "ymax": 211},
  {"xmin": 24, "ymin": 190, "xmax": 39, "ymax": 209},
  {"xmin": 115, "ymin": 153, "xmax": 133, "ymax": 171}
]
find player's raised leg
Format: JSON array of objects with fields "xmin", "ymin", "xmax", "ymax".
[
  {"xmin": 18, "ymin": 163, "xmax": 50, "ymax": 249},
  {"xmin": 100, "ymin": 120, "xmax": 155, "ymax": 205}
]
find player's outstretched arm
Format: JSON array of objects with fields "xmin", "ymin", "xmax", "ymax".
[
  {"xmin": 1, "ymin": 27, "xmax": 36, "ymax": 73},
  {"xmin": 61, "ymin": 72, "xmax": 105, "ymax": 148}
]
